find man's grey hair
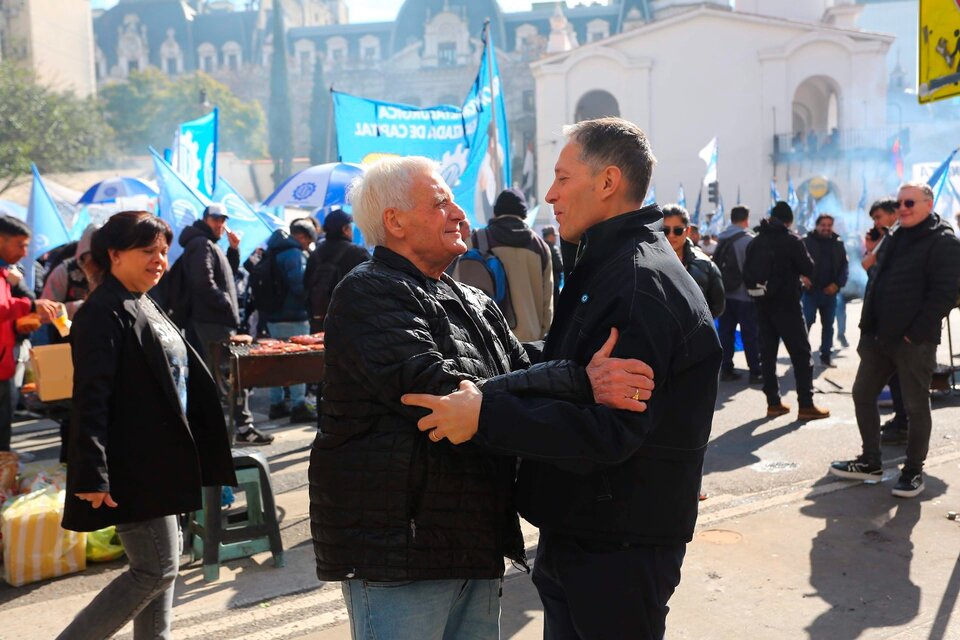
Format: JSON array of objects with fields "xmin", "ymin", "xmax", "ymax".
[
  {"xmin": 898, "ymin": 181, "xmax": 935, "ymax": 201},
  {"xmin": 562, "ymin": 117, "xmax": 657, "ymax": 204},
  {"xmin": 348, "ymin": 156, "xmax": 440, "ymax": 246}
]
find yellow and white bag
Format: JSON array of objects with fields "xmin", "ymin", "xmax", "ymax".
[{"xmin": 2, "ymin": 487, "xmax": 86, "ymax": 586}]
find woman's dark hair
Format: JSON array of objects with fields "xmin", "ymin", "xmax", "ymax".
[{"xmin": 90, "ymin": 211, "xmax": 173, "ymax": 273}]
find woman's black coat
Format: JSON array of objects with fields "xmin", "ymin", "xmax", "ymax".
[{"xmin": 62, "ymin": 274, "xmax": 236, "ymax": 532}]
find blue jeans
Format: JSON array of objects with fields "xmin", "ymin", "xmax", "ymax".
[
  {"xmin": 267, "ymin": 320, "xmax": 310, "ymax": 407},
  {"xmin": 57, "ymin": 515, "xmax": 181, "ymax": 640},
  {"xmin": 341, "ymin": 578, "xmax": 500, "ymax": 640},
  {"xmin": 802, "ymin": 290, "xmax": 837, "ymax": 361},
  {"xmin": 717, "ymin": 298, "xmax": 760, "ymax": 374},
  {"xmin": 835, "ymin": 294, "xmax": 847, "ymax": 341}
]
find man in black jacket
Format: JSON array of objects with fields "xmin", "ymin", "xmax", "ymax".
[
  {"xmin": 830, "ymin": 182, "xmax": 960, "ymax": 498},
  {"xmin": 304, "ymin": 209, "xmax": 369, "ymax": 333},
  {"xmin": 801, "ymin": 214, "xmax": 849, "ymax": 367},
  {"xmin": 404, "ymin": 117, "xmax": 722, "ymax": 639},
  {"xmin": 308, "ymin": 156, "xmax": 651, "ymax": 639},
  {"xmin": 179, "ymin": 204, "xmax": 272, "ymax": 445},
  {"xmin": 748, "ymin": 202, "xmax": 830, "ymax": 421}
]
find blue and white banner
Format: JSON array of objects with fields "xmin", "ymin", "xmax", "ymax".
[
  {"xmin": 770, "ymin": 179, "xmax": 780, "ymax": 208},
  {"xmin": 212, "ymin": 177, "xmax": 281, "ymax": 260},
  {"xmin": 332, "ymin": 32, "xmax": 510, "ymax": 228},
  {"xmin": 786, "ymin": 176, "xmax": 799, "ymax": 214},
  {"xmin": 699, "ymin": 137, "xmax": 717, "ymax": 186},
  {"xmin": 172, "ymin": 108, "xmax": 218, "ymax": 198},
  {"xmin": 25, "ymin": 165, "xmax": 71, "ymax": 291},
  {"xmin": 151, "ymin": 147, "xmax": 211, "ymax": 263},
  {"xmin": 677, "ymin": 184, "xmax": 686, "ymax": 209}
]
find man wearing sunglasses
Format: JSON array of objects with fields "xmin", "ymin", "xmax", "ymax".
[{"xmin": 831, "ymin": 182, "xmax": 960, "ymax": 498}]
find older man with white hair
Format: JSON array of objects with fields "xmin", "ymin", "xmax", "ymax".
[{"xmin": 307, "ymin": 156, "xmax": 652, "ymax": 639}]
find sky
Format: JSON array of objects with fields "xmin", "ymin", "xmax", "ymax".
[{"xmin": 90, "ymin": 1, "xmax": 562, "ymax": 22}]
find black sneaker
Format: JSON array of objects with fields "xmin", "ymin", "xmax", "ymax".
[
  {"xmin": 720, "ymin": 369, "xmax": 742, "ymax": 382},
  {"xmin": 289, "ymin": 402, "xmax": 317, "ymax": 424},
  {"xmin": 829, "ymin": 456, "xmax": 882, "ymax": 481},
  {"xmin": 891, "ymin": 470, "xmax": 924, "ymax": 498},
  {"xmin": 234, "ymin": 425, "xmax": 275, "ymax": 446},
  {"xmin": 268, "ymin": 402, "xmax": 290, "ymax": 420},
  {"xmin": 880, "ymin": 423, "xmax": 909, "ymax": 445},
  {"xmin": 820, "ymin": 356, "xmax": 836, "ymax": 368}
]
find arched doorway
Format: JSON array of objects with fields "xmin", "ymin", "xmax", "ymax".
[
  {"xmin": 574, "ymin": 90, "xmax": 620, "ymax": 122},
  {"xmin": 792, "ymin": 76, "xmax": 842, "ymax": 150}
]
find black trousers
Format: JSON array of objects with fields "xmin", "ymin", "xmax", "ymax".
[
  {"xmin": 533, "ymin": 531, "xmax": 685, "ymax": 640},
  {"xmin": 756, "ymin": 301, "xmax": 815, "ymax": 407}
]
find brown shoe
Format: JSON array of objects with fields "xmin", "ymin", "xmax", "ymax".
[
  {"xmin": 767, "ymin": 403, "xmax": 790, "ymax": 418},
  {"xmin": 798, "ymin": 405, "xmax": 830, "ymax": 421}
]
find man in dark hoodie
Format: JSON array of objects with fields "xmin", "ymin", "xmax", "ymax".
[
  {"xmin": 830, "ymin": 182, "xmax": 960, "ymax": 498},
  {"xmin": 304, "ymin": 209, "xmax": 370, "ymax": 334},
  {"xmin": 801, "ymin": 214, "xmax": 848, "ymax": 367},
  {"xmin": 747, "ymin": 201, "xmax": 830, "ymax": 421},
  {"xmin": 180, "ymin": 204, "xmax": 273, "ymax": 445}
]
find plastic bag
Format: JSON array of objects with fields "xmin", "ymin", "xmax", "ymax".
[
  {"xmin": 86, "ymin": 526, "xmax": 125, "ymax": 563},
  {"xmin": 1, "ymin": 487, "xmax": 86, "ymax": 586}
]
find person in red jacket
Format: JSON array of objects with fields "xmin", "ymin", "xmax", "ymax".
[{"xmin": 0, "ymin": 215, "xmax": 61, "ymax": 452}]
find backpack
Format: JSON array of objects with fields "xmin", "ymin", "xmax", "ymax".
[
  {"xmin": 712, "ymin": 231, "xmax": 747, "ymax": 293},
  {"xmin": 741, "ymin": 233, "xmax": 781, "ymax": 299},
  {"xmin": 451, "ymin": 228, "xmax": 517, "ymax": 328},
  {"xmin": 249, "ymin": 248, "xmax": 288, "ymax": 314},
  {"xmin": 149, "ymin": 256, "xmax": 192, "ymax": 328},
  {"xmin": 306, "ymin": 240, "xmax": 351, "ymax": 323}
]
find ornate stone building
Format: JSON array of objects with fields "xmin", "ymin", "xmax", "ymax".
[{"xmin": 91, "ymin": 0, "xmax": 654, "ymax": 180}]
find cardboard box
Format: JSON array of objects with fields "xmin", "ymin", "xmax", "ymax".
[{"xmin": 30, "ymin": 344, "xmax": 73, "ymax": 402}]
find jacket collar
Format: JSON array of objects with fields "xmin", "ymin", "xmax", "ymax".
[
  {"xmin": 372, "ymin": 245, "xmax": 442, "ymax": 285},
  {"xmin": 575, "ymin": 205, "xmax": 662, "ymax": 270}
]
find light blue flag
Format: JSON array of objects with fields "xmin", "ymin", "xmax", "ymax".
[
  {"xmin": 677, "ymin": 184, "xmax": 686, "ymax": 209},
  {"xmin": 857, "ymin": 175, "xmax": 868, "ymax": 213},
  {"xmin": 212, "ymin": 177, "xmax": 279, "ymax": 261},
  {"xmin": 786, "ymin": 176, "xmax": 799, "ymax": 214},
  {"xmin": 333, "ymin": 30, "xmax": 509, "ymax": 228},
  {"xmin": 151, "ymin": 147, "xmax": 211, "ymax": 264},
  {"xmin": 25, "ymin": 165, "xmax": 71, "ymax": 291},
  {"xmin": 770, "ymin": 179, "xmax": 781, "ymax": 208},
  {"xmin": 693, "ymin": 187, "xmax": 702, "ymax": 227},
  {"xmin": 173, "ymin": 108, "xmax": 218, "ymax": 198},
  {"xmin": 643, "ymin": 185, "xmax": 656, "ymax": 207},
  {"xmin": 928, "ymin": 148, "xmax": 959, "ymax": 210}
]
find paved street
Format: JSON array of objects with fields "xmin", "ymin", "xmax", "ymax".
[{"xmin": 3, "ymin": 302, "xmax": 960, "ymax": 639}]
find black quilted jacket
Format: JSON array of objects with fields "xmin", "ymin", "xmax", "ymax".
[
  {"xmin": 308, "ymin": 247, "xmax": 593, "ymax": 581},
  {"xmin": 861, "ymin": 213, "xmax": 960, "ymax": 345}
]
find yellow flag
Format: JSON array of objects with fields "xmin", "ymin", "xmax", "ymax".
[{"xmin": 919, "ymin": 0, "xmax": 960, "ymax": 103}]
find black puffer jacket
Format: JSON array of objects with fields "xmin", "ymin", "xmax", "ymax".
[
  {"xmin": 682, "ymin": 238, "xmax": 725, "ymax": 318},
  {"xmin": 861, "ymin": 213, "xmax": 960, "ymax": 345},
  {"xmin": 309, "ymin": 247, "xmax": 593, "ymax": 581},
  {"xmin": 802, "ymin": 231, "xmax": 848, "ymax": 290},
  {"xmin": 750, "ymin": 217, "xmax": 814, "ymax": 309}
]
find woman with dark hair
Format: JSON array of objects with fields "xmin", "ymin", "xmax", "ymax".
[{"xmin": 58, "ymin": 211, "xmax": 236, "ymax": 640}]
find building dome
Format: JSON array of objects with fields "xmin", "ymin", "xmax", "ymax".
[{"xmin": 390, "ymin": 0, "xmax": 506, "ymax": 54}]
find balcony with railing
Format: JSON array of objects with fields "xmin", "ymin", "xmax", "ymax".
[{"xmin": 773, "ymin": 125, "xmax": 909, "ymax": 162}]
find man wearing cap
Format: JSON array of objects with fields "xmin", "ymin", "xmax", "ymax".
[
  {"xmin": 179, "ymin": 203, "xmax": 273, "ymax": 445},
  {"xmin": 470, "ymin": 187, "xmax": 553, "ymax": 342},
  {"xmin": 304, "ymin": 209, "xmax": 370, "ymax": 334}
]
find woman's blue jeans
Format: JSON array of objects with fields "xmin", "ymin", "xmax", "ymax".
[{"xmin": 57, "ymin": 515, "xmax": 181, "ymax": 640}]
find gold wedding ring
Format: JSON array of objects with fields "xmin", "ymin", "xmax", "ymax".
[
  {"xmin": 430, "ymin": 430, "xmax": 440, "ymax": 442},
  {"xmin": 632, "ymin": 388, "xmax": 641, "ymax": 401}
]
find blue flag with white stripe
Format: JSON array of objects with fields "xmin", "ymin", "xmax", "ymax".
[
  {"xmin": 643, "ymin": 185, "xmax": 656, "ymax": 207},
  {"xmin": 677, "ymin": 184, "xmax": 686, "ymax": 209},
  {"xmin": 770, "ymin": 179, "xmax": 780, "ymax": 208},
  {"xmin": 786, "ymin": 176, "xmax": 799, "ymax": 214},
  {"xmin": 151, "ymin": 147, "xmax": 211, "ymax": 264},
  {"xmin": 25, "ymin": 165, "xmax": 71, "ymax": 292},
  {"xmin": 928, "ymin": 148, "xmax": 959, "ymax": 210}
]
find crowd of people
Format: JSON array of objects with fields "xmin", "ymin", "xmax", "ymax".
[{"xmin": 1, "ymin": 113, "xmax": 956, "ymax": 639}]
